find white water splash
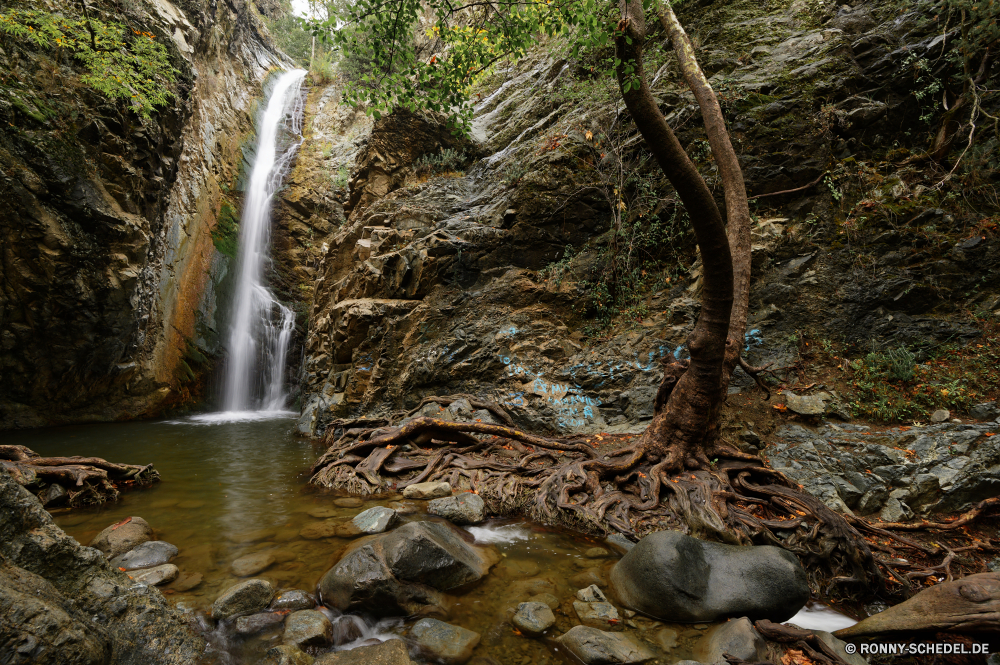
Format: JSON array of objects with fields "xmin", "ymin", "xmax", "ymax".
[
  {"xmin": 465, "ymin": 523, "xmax": 531, "ymax": 544},
  {"xmin": 222, "ymin": 69, "xmax": 306, "ymax": 413},
  {"xmin": 163, "ymin": 410, "xmax": 296, "ymax": 426},
  {"xmin": 788, "ymin": 602, "xmax": 858, "ymax": 632}
]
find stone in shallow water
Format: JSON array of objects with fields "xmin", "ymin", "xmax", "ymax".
[
  {"xmin": 427, "ymin": 492, "xmax": 485, "ymax": 525},
  {"xmin": 308, "ymin": 506, "xmax": 340, "ymax": 518},
  {"xmin": 402, "ymin": 481, "xmax": 452, "ymax": 500},
  {"xmin": 300, "ymin": 521, "xmax": 339, "ymax": 540},
  {"xmin": 171, "ymin": 571, "xmax": 203, "ymax": 592},
  {"xmin": 695, "ymin": 617, "xmax": 766, "ymax": 663},
  {"xmin": 212, "ymin": 578, "xmax": 275, "ymax": 620},
  {"xmin": 584, "ymin": 547, "xmax": 609, "ymax": 559},
  {"xmin": 352, "ymin": 506, "xmax": 397, "ymax": 534},
  {"xmin": 111, "ymin": 540, "xmax": 178, "ymax": 570},
  {"xmin": 130, "ymin": 563, "xmax": 179, "ymax": 586},
  {"xmin": 260, "ymin": 644, "xmax": 315, "ymax": 665},
  {"xmin": 527, "ymin": 592, "xmax": 559, "ymax": 609},
  {"xmin": 314, "ymin": 638, "xmax": 413, "ymax": 664},
  {"xmin": 227, "ymin": 528, "xmax": 276, "ymax": 544},
  {"xmin": 284, "ymin": 609, "xmax": 333, "ymax": 649},
  {"xmin": 88, "ymin": 516, "xmax": 153, "ymax": 559},
  {"xmin": 576, "ymin": 584, "xmax": 608, "ymax": 603},
  {"xmin": 410, "ymin": 618, "xmax": 480, "ymax": 664},
  {"xmin": 512, "ymin": 601, "xmax": 555, "ymax": 635},
  {"xmin": 235, "ymin": 611, "xmax": 286, "ymax": 635},
  {"xmin": 556, "ymin": 625, "xmax": 655, "ymax": 664},
  {"xmin": 573, "ymin": 600, "xmax": 621, "ymax": 629},
  {"xmin": 270, "ymin": 589, "xmax": 317, "ymax": 612},
  {"xmin": 231, "ymin": 551, "xmax": 276, "ymax": 577},
  {"xmin": 333, "ymin": 497, "xmax": 364, "ymax": 508},
  {"xmin": 610, "ymin": 530, "xmax": 809, "ymax": 623}
]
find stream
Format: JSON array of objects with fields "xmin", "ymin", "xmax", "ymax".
[{"xmin": 6, "ymin": 414, "xmax": 856, "ymax": 664}]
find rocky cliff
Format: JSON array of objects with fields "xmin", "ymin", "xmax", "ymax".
[
  {"xmin": 295, "ymin": 0, "xmax": 998, "ymax": 444},
  {"xmin": 0, "ymin": 0, "xmax": 292, "ymax": 428}
]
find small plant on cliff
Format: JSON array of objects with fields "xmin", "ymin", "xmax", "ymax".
[
  {"xmin": 0, "ymin": 8, "xmax": 178, "ymax": 119},
  {"xmin": 414, "ymin": 147, "xmax": 466, "ymax": 175}
]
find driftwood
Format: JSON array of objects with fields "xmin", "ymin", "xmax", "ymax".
[{"xmin": 0, "ymin": 444, "xmax": 158, "ymax": 507}]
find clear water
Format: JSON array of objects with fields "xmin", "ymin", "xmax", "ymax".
[
  {"xmin": 9, "ymin": 417, "xmax": 857, "ymax": 663},
  {"xmin": 223, "ymin": 69, "xmax": 305, "ymax": 413}
]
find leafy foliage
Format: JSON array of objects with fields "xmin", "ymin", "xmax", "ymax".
[
  {"xmin": 414, "ymin": 147, "xmax": 467, "ymax": 175},
  {"xmin": 0, "ymin": 8, "xmax": 178, "ymax": 118},
  {"xmin": 306, "ymin": 0, "xmax": 657, "ymax": 132}
]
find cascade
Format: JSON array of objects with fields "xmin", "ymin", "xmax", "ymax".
[{"xmin": 222, "ymin": 69, "xmax": 306, "ymax": 413}]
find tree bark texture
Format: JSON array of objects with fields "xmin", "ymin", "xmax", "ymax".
[{"xmin": 615, "ymin": 0, "xmax": 733, "ymax": 467}]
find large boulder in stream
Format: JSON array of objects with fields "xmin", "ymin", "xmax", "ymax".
[
  {"xmin": 610, "ymin": 531, "xmax": 808, "ymax": 623},
  {"xmin": 0, "ymin": 469, "xmax": 204, "ymax": 665},
  {"xmin": 319, "ymin": 520, "xmax": 499, "ymax": 617},
  {"xmin": 835, "ymin": 572, "xmax": 1000, "ymax": 637}
]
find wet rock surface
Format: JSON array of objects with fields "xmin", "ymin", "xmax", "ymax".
[
  {"xmin": 428, "ymin": 492, "xmax": 486, "ymax": 525},
  {"xmin": 89, "ymin": 517, "xmax": 153, "ymax": 559},
  {"xmin": 512, "ymin": 601, "xmax": 556, "ymax": 635},
  {"xmin": 410, "ymin": 618, "xmax": 481, "ymax": 664},
  {"xmin": 695, "ymin": 618, "xmax": 767, "ymax": 664},
  {"xmin": 556, "ymin": 625, "xmax": 656, "ymax": 664},
  {"xmin": 319, "ymin": 520, "xmax": 499, "ymax": 616},
  {"xmin": 610, "ymin": 531, "xmax": 809, "ymax": 623},
  {"xmin": 314, "ymin": 638, "xmax": 414, "ymax": 664},
  {"xmin": 212, "ymin": 578, "xmax": 276, "ymax": 620},
  {"xmin": 764, "ymin": 421, "xmax": 1000, "ymax": 518},
  {"xmin": 0, "ymin": 471, "xmax": 204, "ymax": 664},
  {"xmin": 111, "ymin": 540, "xmax": 178, "ymax": 570},
  {"xmin": 284, "ymin": 610, "xmax": 334, "ymax": 649},
  {"xmin": 352, "ymin": 506, "xmax": 399, "ymax": 533}
]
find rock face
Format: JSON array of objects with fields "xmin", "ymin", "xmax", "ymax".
[
  {"xmin": 319, "ymin": 520, "xmax": 498, "ymax": 616},
  {"xmin": 428, "ymin": 493, "xmax": 486, "ymax": 525},
  {"xmin": 764, "ymin": 421, "xmax": 1000, "ymax": 518},
  {"xmin": 0, "ymin": 470, "xmax": 204, "ymax": 664},
  {"xmin": 835, "ymin": 572, "xmax": 1000, "ymax": 637},
  {"xmin": 410, "ymin": 618, "xmax": 481, "ymax": 665},
  {"xmin": 212, "ymin": 578, "xmax": 276, "ymax": 620},
  {"xmin": 610, "ymin": 531, "xmax": 809, "ymax": 623},
  {"xmin": 88, "ymin": 517, "xmax": 153, "ymax": 559},
  {"xmin": 556, "ymin": 626, "xmax": 656, "ymax": 665}
]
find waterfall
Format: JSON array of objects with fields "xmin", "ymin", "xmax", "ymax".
[{"xmin": 222, "ymin": 69, "xmax": 306, "ymax": 414}]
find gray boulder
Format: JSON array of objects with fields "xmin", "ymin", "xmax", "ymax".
[
  {"xmin": 313, "ymin": 638, "xmax": 413, "ymax": 664},
  {"xmin": 270, "ymin": 589, "xmax": 317, "ymax": 612},
  {"xmin": 212, "ymin": 579, "xmax": 276, "ymax": 620},
  {"xmin": 88, "ymin": 517, "xmax": 153, "ymax": 560},
  {"xmin": 427, "ymin": 493, "xmax": 486, "ymax": 525},
  {"xmin": 970, "ymin": 402, "xmax": 1000, "ymax": 421},
  {"xmin": 319, "ymin": 521, "xmax": 498, "ymax": 617},
  {"xmin": 556, "ymin": 626, "xmax": 655, "ymax": 664},
  {"xmin": 284, "ymin": 610, "xmax": 333, "ymax": 649},
  {"xmin": 352, "ymin": 506, "xmax": 398, "ymax": 534},
  {"xmin": 695, "ymin": 618, "xmax": 767, "ymax": 664},
  {"xmin": 783, "ymin": 391, "xmax": 831, "ymax": 416},
  {"xmin": 402, "ymin": 481, "xmax": 452, "ymax": 499},
  {"xmin": 130, "ymin": 564, "xmax": 179, "ymax": 587},
  {"xmin": 512, "ymin": 601, "xmax": 555, "ymax": 635},
  {"xmin": 410, "ymin": 618, "xmax": 480, "ymax": 664},
  {"xmin": 111, "ymin": 541, "xmax": 178, "ymax": 571},
  {"xmin": 574, "ymin": 600, "xmax": 621, "ymax": 630},
  {"xmin": 609, "ymin": 531, "xmax": 808, "ymax": 623}
]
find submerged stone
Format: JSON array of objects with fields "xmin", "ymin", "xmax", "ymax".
[{"xmin": 231, "ymin": 551, "xmax": 276, "ymax": 577}]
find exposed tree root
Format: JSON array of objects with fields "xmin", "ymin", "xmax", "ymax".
[
  {"xmin": 309, "ymin": 406, "xmax": 892, "ymax": 598},
  {"xmin": 754, "ymin": 620, "xmax": 852, "ymax": 665},
  {"xmin": 0, "ymin": 444, "xmax": 159, "ymax": 507}
]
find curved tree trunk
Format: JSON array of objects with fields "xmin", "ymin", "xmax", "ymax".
[
  {"xmin": 615, "ymin": 0, "xmax": 733, "ymax": 468},
  {"xmin": 656, "ymin": 2, "xmax": 752, "ymax": 380}
]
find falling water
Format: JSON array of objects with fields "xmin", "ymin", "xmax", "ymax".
[{"xmin": 222, "ymin": 69, "xmax": 306, "ymax": 414}]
